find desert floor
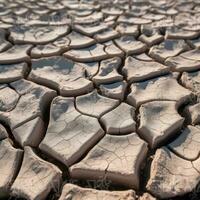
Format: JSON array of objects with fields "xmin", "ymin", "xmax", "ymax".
[{"xmin": 0, "ymin": 0, "xmax": 200, "ymax": 200}]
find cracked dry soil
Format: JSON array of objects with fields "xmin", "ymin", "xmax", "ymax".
[{"xmin": 1, "ymin": 0, "xmax": 200, "ymax": 200}]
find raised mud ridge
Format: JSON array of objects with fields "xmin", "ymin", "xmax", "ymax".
[{"xmin": 1, "ymin": 0, "xmax": 200, "ymax": 200}]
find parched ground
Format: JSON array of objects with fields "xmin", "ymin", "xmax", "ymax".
[{"xmin": 1, "ymin": 0, "xmax": 200, "ymax": 199}]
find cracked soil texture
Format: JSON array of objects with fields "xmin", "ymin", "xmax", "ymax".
[{"xmin": 1, "ymin": 0, "xmax": 200, "ymax": 200}]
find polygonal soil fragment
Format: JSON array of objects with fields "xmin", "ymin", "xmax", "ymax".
[
  {"xmin": 29, "ymin": 56, "xmax": 93, "ymax": 96},
  {"xmin": 64, "ymin": 43, "xmax": 108, "ymax": 62},
  {"xmin": 70, "ymin": 133, "xmax": 148, "ymax": 189},
  {"xmin": 9, "ymin": 25, "xmax": 70, "ymax": 44},
  {"xmin": 0, "ymin": 45, "xmax": 32, "ymax": 64},
  {"xmin": 76, "ymin": 90, "xmax": 119, "ymax": 118},
  {"xmin": 73, "ymin": 11, "xmax": 103, "ymax": 25},
  {"xmin": 165, "ymin": 55, "xmax": 200, "ymax": 72},
  {"xmin": 181, "ymin": 71, "xmax": 200, "ymax": 98},
  {"xmin": 147, "ymin": 147, "xmax": 200, "ymax": 199},
  {"xmin": 139, "ymin": 25, "xmax": 163, "ymax": 47},
  {"xmin": 115, "ymin": 36, "xmax": 147, "ymax": 55},
  {"xmin": 115, "ymin": 23, "xmax": 139, "ymax": 36},
  {"xmin": 13, "ymin": 117, "xmax": 45, "ymax": 147},
  {"xmin": 0, "ymin": 124, "xmax": 8, "ymax": 140},
  {"xmin": 0, "ymin": 139, "xmax": 23, "ymax": 197},
  {"xmin": 139, "ymin": 33, "xmax": 163, "ymax": 47},
  {"xmin": 0, "ymin": 79, "xmax": 56, "ymax": 130},
  {"xmin": 94, "ymin": 28, "xmax": 120, "ymax": 43},
  {"xmin": 138, "ymin": 101, "xmax": 184, "ymax": 148},
  {"xmin": 102, "ymin": 7, "xmax": 123, "ymax": 16},
  {"xmin": 58, "ymin": 184, "xmax": 136, "ymax": 200},
  {"xmin": 31, "ymin": 44, "xmax": 63, "ymax": 58},
  {"xmin": 81, "ymin": 62, "xmax": 99, "ymax": 78},
  {"xmin": 168, "ymin": 125, "xmax": 200, "ymax": 160},
  {"xmin": 67, "ymin": 31, "xmax": 95, "ymax": 49},
  {"xmin": 0, "ymin": 86, "xmax": 19, "ymax": 112},
  {"xmin": 134, "ymin": 53, "xmax": 153, "ymax": 62},
  {"xmin": 104, "ymin": 41, "xmax": 124, "ymax": 57},
  {"xmin": 0, "ymin": 29, "xmax": 11, "ymax": 52},
  {"xmin": 99, "ymin": 81, "xmax": 127, "ymax": 101},
  {"xmin": 181, "ymin": 49, "xmax": 200, "ymax": 61},
  {"xmin": 92, "ymin": 57, "xmax": 123, "ymax": 85},
  {"xmin": 0, "ymin": 62, "xmax": 28, "ymax": 83},
  {"xmin": 0, "ymin": 80, "xmax": 56, "ymax": 146},
  {"xmin": 149, "ymin": 39, "xmax": 189, "ymax": 62},
  {"xmin": 100, "ymin": 103, "xmax": 136, "ymax": 135},
  {"xmin": 123, "ymin": 56, "xmax": 170, "ymax": 82},
  {"xmin": 117, "ymin": 15, "xmax": 151, "ymax": 25},
  {"xmin": 52, "ymin": 36, "xmax": 70, "ymax": 50},
  {"xmin": 183, "ymin": 103, "xmax": 200, "ymax": 125},
  {"xmin": 187, "ymin": 38, "xmax": 200, "ymax": 49},
  {"xmin": 39, "ymin": 97, "xmax": 105, "ymax": 167},
  {"xmin": 165, "ymin": 27, "xmax": 199, "ymax": 40},
  {"xmin": 127, "ymin": 75, "xmax": 192, "ymax": 107},
  {"xmin": 74, "ymin": 23, "xmax": 108, "ymax": 37},
  {"xmin": 139, "ymin": 193, "xmax": 157, "ymax": 200},
  {"xmin": 11, "ymin": 147, "xmax": 62, "ymax": 200}
]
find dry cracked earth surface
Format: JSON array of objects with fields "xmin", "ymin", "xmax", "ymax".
[{"xmin": 1, "ymin": 0, "xmax": 200, "ymax": 200}]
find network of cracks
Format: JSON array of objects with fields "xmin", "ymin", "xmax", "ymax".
[{"xmin": 1, "ymin": 0, "xmax": 200, "ymax": 199}]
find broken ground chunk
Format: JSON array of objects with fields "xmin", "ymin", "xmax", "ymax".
[
  {"xmin": 115, "ymin": 36, "xmax": 147, "ymax": 55},
  {"xmin": 11, "ymin": 147, "xmax": 62, "ymax": 200},
  {"xmin": 0, "ymin": 45, "xmax": 32, "ymax": 64},
  {"xmin": 67, "ymin": 31, "xmax": 95, "ymax": 49},
  {"xmin": 168, "ymin": 125, "xmax": 200, "ymax": 160},
  {"xmin": 0, "ymin": 28, "xmax": 11, "ymax": 52},
  {"xmin": 39, "ymin": 96, "xmax": 105, "ymax": 167},
  {"xmin": 99, "ymin": 81, "xmax": 127, "ymax": 101},
  {"xmin": 76, "ymin": 90, "xmax": 119, "ymax": 118},
  {"xmin": 165, "ymin": 55, "xmax": 200, "ymax": 72},
  {"xmin": 0, "ymin": 80, "xmax": 56, "ymax": 147},
  {"xmin": 100, "ymin": 102, "xmax": 136, "ymax": 135},
  {"xmin": 149, "ymin": 39, "xmax": 189, "ymax": 62},
  {"xmin": 92, "ymin": 57, "xmax": 123, "ymax": 85},
  {"xmin": 58, "ymin": 184, "xmax": 136, "ymax": 200},
  {"xmin": 9, "ymin": 25, "xmax": 70, "ymax": 44},
  {"xmin": 138, "ymin": 101, "xmax": 184, "ymax": 148},
  {"xmin": 0, "ymin": 85, "xmax": 19, "ymax": 112},
  {"xmin": 0, "ymin": 124, "xmax": 8, "ymax": 140},
  {"xmin": 147, "ymin": 147, "xmax": 200, "ymax": 199},
  {"xmin": 123, "ymin": 56, "xmax": 169, "ymax": 82},
  {"xmin": 29, "ymin": 56, "xmax": 93, "ymax": 96},
  {"xmin": 0, "ymin": 139, "xmax": 23, "ymax": 197},
  {"xmin": 127, "ymin": 75, "xmax": 192, "ymax": 107},
  {"xmin": 0, "ymin": 62, "xmax": 28, "ymax": 83},
  {"xmin": 181, "ymin": 71, "xmax": 200, "ymax": 99},
  {"xmin": 183, "ymin": 103, "xmax": 200, "ymax": 125},
  {"xmin": 64, "ymin": 43, "xmax": 109, "ymax": 62},
  {"xmin": 70, "ymin": 133, "xmax": 148, "ymax": 189}
]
